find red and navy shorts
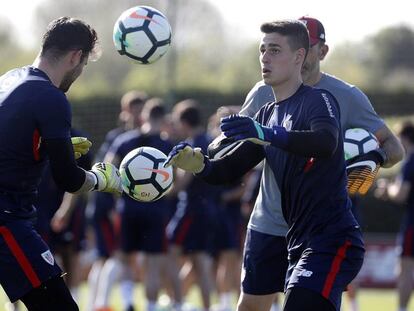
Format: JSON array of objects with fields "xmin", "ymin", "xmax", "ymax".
[
  {"xmin": 0, "ymin": 219, "xmax": 62, "ymax": 302},
  {"xmin": 286, "ymin": 228, "xmax": 365, "ymax": 310}
]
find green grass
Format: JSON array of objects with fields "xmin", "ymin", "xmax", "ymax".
[{"xmin": 2, "ymin": 285, "xmax": 413, "ymax": 311}]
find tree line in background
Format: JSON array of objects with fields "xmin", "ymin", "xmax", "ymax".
[{"xmin": 1, "ymin": 0, "xmax": 414, "ymax": 102}]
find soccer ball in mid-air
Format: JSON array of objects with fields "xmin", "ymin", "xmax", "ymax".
[
  {"xmin": 344, "ymin": 128, "xmax": 379, "ymax": 160},
  {"xmin": 113, "ymin": 6, "xmax": 172, "ymax": 64},
  {"xmin": 119, "ymin": 147, "xmax": 173, "ymax": 202}
]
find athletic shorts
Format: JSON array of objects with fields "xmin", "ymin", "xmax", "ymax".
[
  {"xmin": 213, "ymin": 206, "xmax": 243, "ymax": 254},
  {"xmin": 120, "ymin": 196, "xmax": 169, "ymax": 254},
  {"xmin": 0, "ymin": 219, "xmax": 62, "ymax": 302},
  {"xmin": 167, "ymin": 203, "xmax": 215, "ymax": 254},
  {"xmin": 39, "ymin": 204, "xmax": 87, "ymax": 253},
  {"xmin": 241, "ymin": 229, "xmax": 288, "ymax": 295},
  {"xmin": 286, "ymin": 228, "xmax": 365, "ymax": 311},
  {"xmin": 398, "ymin": 225, "xmax": 414, "ymax": 258}
]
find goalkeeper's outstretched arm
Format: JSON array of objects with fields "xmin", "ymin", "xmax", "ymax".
[
  {"xmin": 165, "ymin": 141, "xmax": 264, "ymax": 185},
  {"xmin": 44, "ymin": 138, "xmax": 121, "ymax": 194},
  {"xmin": 200, "ymin": 141, "xmax": 265, "ymax": 185}
]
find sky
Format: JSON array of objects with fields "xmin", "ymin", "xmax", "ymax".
[
  {"xmin": 1, "ymin": 0, "xmax": 413, "ymax": 49},
  {"xmin": 210, "ymin": 0, "xmax": 414, "ymax": 47}
]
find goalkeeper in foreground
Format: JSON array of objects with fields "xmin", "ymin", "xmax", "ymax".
[
  {"xmin": 166, "ymin": 20, "xmax": 364, "ymax": 311},
  {"xmin": 236, "ymin": 16, "xmax": 404, "ymax": 311},
  {"xmin": 0, "ymin": 17, "xmax": 121, "ymax": 311}
]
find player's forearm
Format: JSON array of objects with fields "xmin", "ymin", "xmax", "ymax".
[
  {"xmin": 53, "ymin": 192, "xmax": 77, "ymax": 218},
  {"xmin": 44, "ymin": 138, "xmax": 93, "ymax": 193},
  {"xmin": 376, "ymin": 126, "xmax": 405, "ymax": 168}
]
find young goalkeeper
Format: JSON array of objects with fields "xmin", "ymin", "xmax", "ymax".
[
  {"xmin": 165, "ymin": 20, "xmax": 364, "ymax": 311},
  {"xmin": 0, "ymin": 17, "xmax": 122, "ymax": 311},
  {"xmin": 235, "ymin": 16, "xmax": 404, "ymax": 311}
]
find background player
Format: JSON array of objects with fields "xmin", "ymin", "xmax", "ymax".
[
  {"xmin": 0, "ymin": 17, "xmax": 121, "ymax": 311},
  {"xmin": 374, "ymin": 122, "xmax": 414, "ymax": 311},
  {"xmin": 101, "ymin": 98, "xmax": 173, "ymax": 311},
  {"xmin": 236, "ymin": 16, "xmax": 404, "ymax": 311},
  {"xmin": 166, "ymin": 100, "xmax": 217, "ymax": 311},
  {"xmin": 207, "ymin": 106, "xmax": 245, "ymax": 311},
  {"xmin": 87, "ymin": 90, "xmax": 148, "ymax": 311}
]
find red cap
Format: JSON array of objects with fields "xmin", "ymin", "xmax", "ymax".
[{"xmin": 299, "ymin": 16, "xmax": 326, "ymax": 45}]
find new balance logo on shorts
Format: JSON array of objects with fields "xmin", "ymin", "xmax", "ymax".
[{"xmin": 297, "ymin": 269, "xmax": 313, "ymax": 277}]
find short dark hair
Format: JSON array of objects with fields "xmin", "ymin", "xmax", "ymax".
[
  {"xmin": 121, "ymin": 90, "xmax": 148, "ymax": 109},
  {"xmin": 260, "ymin": 20, "xmax": 309, "ymax": 55},
  {"xmin": 142, "ymin": 98, "xmax": 166, "ymax": 122},
  {"xmin": 173, "ymin": 99, "xmax": 201, "ymax": 128},
  {"xmin": 41, "ymin": 17, "xmax": 99, "ymax": 61}
]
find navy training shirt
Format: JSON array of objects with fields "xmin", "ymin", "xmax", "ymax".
[
  {"xmin": 254, "ymin": 84, "xmax": 358, "ymax": 254},
  {"xmin": 0, "ymin": 66, "xmax": 71, "ymax": 219}
]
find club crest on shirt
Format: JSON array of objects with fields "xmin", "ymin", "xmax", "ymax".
[
  {"xmin": 41, "ymin": 250, "xmax": 55, "ymax": 266},
  {"xmin": 282, "ymin": 113, "xmax": 293, "ymax": 131}
]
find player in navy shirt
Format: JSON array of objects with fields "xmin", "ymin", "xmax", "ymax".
[
  {"xmin": 165, "ymin": 20, "xmax": 364, "ymax": 311},
  {"xmin": 374, "ymin": 123, "xmax": 414, "ymax": 311},
  {"xmin": 0, "ymin": 17, "xmax": 122, "ymax": 311},
  {"xmin": 166, "ymin": 100, "xmax": 218, "ymax": 311},
  {"xmin": 103, "ymin": 98, "xmax": 173, "ymax": 311},
  {"xmin": 86, "ymin": 91, "xmax": 147, "ymax": 311}
]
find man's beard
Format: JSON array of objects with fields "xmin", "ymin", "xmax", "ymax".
[{"xmin": 59, "ymin": 65, "xmax": 80, "ymax": 92}]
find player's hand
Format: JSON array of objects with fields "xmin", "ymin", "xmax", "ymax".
[
  {"xmin": 346, "ymin": 149, "xmax": 385, "ymax": 195},
  {"xmin": 220, "ymin": 114, "xmax": 287, "ymax": 147},
  {"xmin": 90, "ymin": 162, "xmax": 122, "ymax": 194},
  {"xmin": 164, "ymin": 142, "xmax": 206, "ymax": 174},
  {"xmin": 71, "ymin": 137, "xmax": 92, "ymax": 159}
]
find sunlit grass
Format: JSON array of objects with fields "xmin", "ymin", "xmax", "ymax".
[{"xmin": 2, "ymin": 285, "xmax": 413, "ymax": 311}]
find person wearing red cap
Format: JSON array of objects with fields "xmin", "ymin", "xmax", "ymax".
[{"xmin": 234, "ymin": 16, "xmax": 404, "ymax": 311}]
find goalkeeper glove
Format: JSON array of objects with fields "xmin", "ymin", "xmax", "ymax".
[
  {"xmin": 71, "ymin": 137, "xmax": 92, "ymax": 159},
  {"xmin": 164, "ymin": 142, "xmax": 206, "ymax": 174},
  {"xmin": 346, "ymin": 149, "xmax": 386, "ymax": 195},
  {"xmin": 90, "ymin": 162, "xmax": 122, "ymax": 194},
  {"xmin": 220, "ymin": 114, "xmax": 288, "ymax": 147}
]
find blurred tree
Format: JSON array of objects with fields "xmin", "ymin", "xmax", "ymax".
[
  {"xmin": 368, "ymin": 24, "xmax": 414, "ymax": 91},
  {"xmin": 370, "ymin": 24, "xmax": 414, "ymax": 72},
  {"xmin": 324, "ymin": 24, "xmax": 414, "ymax": 91},
  {"xmin": 0, "ymin": 19, "xmax": 35, "ymax": 74}
]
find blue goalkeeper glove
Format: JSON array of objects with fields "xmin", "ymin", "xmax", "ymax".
[
  {"xmin": 220, "ymin": 114, "xmax": 288, "ymax": 147},
  {"xmin": 91, "ymin": 162, "xmax": 122, "ymax": 194},
  {"xmin": 164, "ymin": 142, "xmax": 207, "ymax": 174},
  {"xmin": 346, "ymin": 149, "xmax": 386, "ymax": 195},
  {"xmin": 71, "ymin": 137, "xmax": 92, "ymax": 159}
]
